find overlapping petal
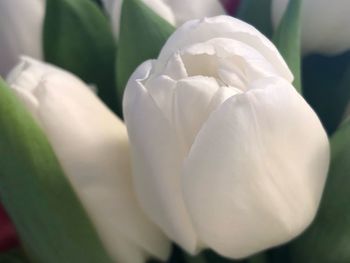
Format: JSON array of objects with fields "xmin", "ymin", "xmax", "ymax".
[
  {"xmin": 156, "ymin": 16, "xmax": 293, "ymax": 81},
  {"xmin": 124, "ymin": 61, "xmax": 197, "ymax": 253},
  {"xmin": 182, "ymin": 77, "xmax": 329, "ymax": 258}
]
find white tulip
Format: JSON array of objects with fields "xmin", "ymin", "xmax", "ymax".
[
  {"xmin": 101, "ymin": 0, "xmax": 225, "ymax": 37},
  {"xmin": 272, "ymin": 0, "xmax": 350, "ymax": 55},
  {"xmin": 0, "ymin": 0, "xmax": 44, "ymax": 77},
  {"xmin": 7, "ymin": 57, "xmax": 170, "ymax": 263},
  {"xmin": 123, "ymin": 16, "xmax": 330, "ymax": 259}
]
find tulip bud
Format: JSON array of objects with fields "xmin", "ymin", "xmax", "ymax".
[
  {"xmin": 123, "ymin": 16, "xmax": 330, "ymax": 259},
  {"xmin": 7, "ymin": 57, "xmax": 170, "ymax": 263},
  {"xmin": 101, "ymin": 0, "xmax": 225, "ymax": 37},
  {"xmin": 0, "ymin": 0, "xmax": 44, "ymax": 76},
  {"xmin": 272, "ymin": 0, "xmax": 350, "ymax": 55}
]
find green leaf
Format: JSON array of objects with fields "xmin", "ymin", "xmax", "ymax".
[
  {"xmin": 288, "ymin": 120, "xmax": 350, "ymax": 263},
  {"xmin": 273, "ymin": 0, "xmax": 302, "ymax": 92},
  {"xmin": 0, "ymin": 78, "xmax": 113, "ymax": 263},
  {"xmin": 44, "ymin": 0, "xmax": 119, "ymax": 115},
  {"xmin": 236, "ymin": 0, "xmax": 273, "ymax": 38},
  {"xmin": 117, "ymin": 0, "xmax": 175, "ymax": 104},
  {"xmin": 303, "ymin": 52, "xmax": 350, "ymax": 135}
]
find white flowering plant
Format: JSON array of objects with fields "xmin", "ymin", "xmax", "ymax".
[{"xmin": 0, "ymin": 0, "xmax": 349, "ymax": 263}]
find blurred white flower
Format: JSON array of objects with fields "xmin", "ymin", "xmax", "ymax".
[
  {"xmin": 272, "ymin": 0, "xmax": 350, "ymax": 55},
  {"xmin": 123, "ymin": 16, "xmax": 330, "ymax": 259},
  {"xmin": 7, "ymin": 57, "xmax": 171, "ymax": 263},
  {"xmin": 0, "ymin": 0, "xmax": 44, "ymax": 76},
  {"xmin": 101, "ymin": 0, "xmax": 225, "ymax": 37}
]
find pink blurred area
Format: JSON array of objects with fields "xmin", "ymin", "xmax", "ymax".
[
  {"xmin": 221, "ymin": 0, "xmax": 241, "ymax": 15},
  {"xmin": 0, "ymin": 204, "xmax": 19, "ymax": 252}
]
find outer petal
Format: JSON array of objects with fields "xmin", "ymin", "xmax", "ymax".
[
  {"xmin": 123, "ymin": 61, "xmax": 198, "ymax": 253},
  {"xmin": 182, "ymin": 77, "xmax": 329, "ymax": 258},
  {"xmin": 103, "ymin": 0, "xmax": 175, "ymax": 38},
  {"xmin": 0, "ymin": 0, "xmax": 43, "ymax": 76},
  {"xmin": 156, "ymin": 16, "xmax": 293, "ymax": 82},
  {"xmin": 272, "ymin": 0, "xmax": 350, "ymax": 55},
  {"xmin": 171, "ymin": 76, "xmax": 231, "ymax": 150},
  {"xmin": 165, "ymin": 0, "xmax": 225, "ymax": 25},
  {"xmin": 8, "ymin": 58, "xmax": 170, "ymax": 263},
  {"xmin": 111, "ymin": 236, "xmax": 147, "ymax": 263}
]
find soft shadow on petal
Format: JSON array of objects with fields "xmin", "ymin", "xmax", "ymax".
[
  {"xmin": 179, "ymin": 38, "xmax": 280, "ymax": 88},
  {"xmin": 124, "ymin": 61, "xmax": 198, "ymax": 253},
  {"xmin": 182, "ymin": 77, "xmax": 329, "ymax": 259},
  {"xmin": 156, "ymin": 16, "xmax": 293, "ymax": 82}
]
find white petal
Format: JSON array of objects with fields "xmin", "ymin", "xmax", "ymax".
[
  {"xmin": 272, "ymin": 0, "xmax": 350, "ymax": 55},
  {"xmin": 7, "ymin": 57, "xmax": 77, "ymax": 121},
  {"xmin": 156, "ymin": 16, "xmax": 293, "ymax": 82},
  {"xmin": 179, "ymin": 38, "xmax": 281, "ymax": 89},
  {"xmin": 7, "ymin": 57, "xmax": 67, "ymax": 91},
  {"xmin": 145, "ymin": 73, "xmax": 239, "ymax": 147},
  {"xmin": 0, "ymin": 0, "xmax": 43, "ymax": 76},
  {"xmin": 164, "ymin": 0, "xmax": 225, "ymax": 25},
  {"xmin": 182, "ymin": 77, "xmax": 329, "ymax": 258},
  {"xmin": 172, "ymin": 76, "xmax": 221, "ymax": 148},
  {"xmin": 171, "ymin": 76, "xmax": 239, "ymax": 151},
  {"xmin": 8, "ymin": 58, "xmax": 170, "ymax": 262},
  {"xmin": 144, "ymin": 74, "xmax": 176, "ymax": 123},
  {"xmin": 162, "ymin": 52, "xmax": 188, "ymax": 80},
  {"xmin": 109, "ymin": 235, "xmax": 146, "ymax": 263},
  {"xmin": 123, "ymin": 61, "xmax": 198, "ymax": 253}
]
